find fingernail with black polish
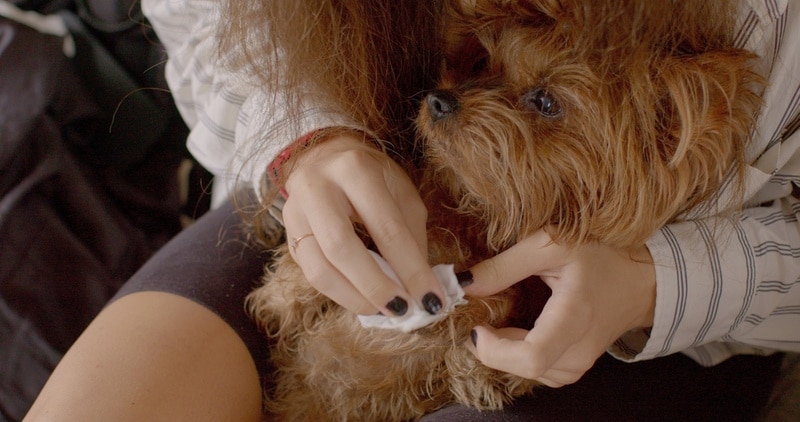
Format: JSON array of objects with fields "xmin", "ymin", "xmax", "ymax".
[
  {"xmin": 386, "ymin": 296, "xmax": 408, "ymax": 316},
  {"xmin": 470, "ymin": 329, "xmax": 478, "ymax": 347},
  {"xmin": 422, "ymin": 292, "xmax": 442, "ymax": 315},
  {"xmin": 456, "ymin": 271, "xmax": 473, "ymax": 288}
]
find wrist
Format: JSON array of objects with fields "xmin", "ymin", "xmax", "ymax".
[
  {"xmin": 632, "ymin": 245, "xmax": 656, "ymax": 329},
  {"xmin": 267, "ymin": 128, "xmax": 375, "ymax": 198}
]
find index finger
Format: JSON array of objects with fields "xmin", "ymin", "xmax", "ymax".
[{"xmin": 465, "ymin": 231, "xmax": 568, "ymax": 297}]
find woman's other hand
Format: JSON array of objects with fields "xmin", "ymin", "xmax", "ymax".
[{"xmin": 463, "ymin": 230, "xmax": 656, "ymax": 387}]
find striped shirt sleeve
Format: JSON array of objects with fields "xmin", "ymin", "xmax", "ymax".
[
  {"xmin": 611, "ymin": 0, "xmax": 800, "ymax": 366},
  {"xmin": 613, "ymin": 195, "xmax": 800, "ymax": 366},
  {"xmin": 142, "ymin": 0, "xmax": 348, "ymax": 207}
]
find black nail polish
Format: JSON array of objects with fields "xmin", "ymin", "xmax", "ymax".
[
  {"xmin": 385, "ymin": 297, "xmax": 408, "ymax": 316},
  {"xmin": 470, "ymin": 329, "xmax": 478, "ymax": 347},
  {"xmin": 456, "ymin": 271, "xmax": 474, "ymax": 288},
  {"xmin": 422, "ymin": 292, "xmax": 442, "ymax": 315}
]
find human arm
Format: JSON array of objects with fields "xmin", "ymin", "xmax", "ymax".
[
  {"xmin": 613, "ymin": 194, "xmax": 800, "ymax": 366},
  {"xmin": 143, "ymin": 0, "xmax": 445, "ymax": 315},
  {"xmin": 463, "ymin": 187, "xmax": 800, "ymax": 385}
]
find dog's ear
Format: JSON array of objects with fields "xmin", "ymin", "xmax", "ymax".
[
  {"xmin": 650, "ymin": 48, "xmax": 761, "ymax": 218},
  {"xmin": 587, "ymin": 47, "xmax": 761, "ymax": 247},
  {"xmin": 658, "ymin": 50, "xmax": 760, "ymax": 166}
]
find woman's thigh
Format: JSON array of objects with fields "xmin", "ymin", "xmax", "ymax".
[{"xmin": 25, "ymin": 291, "xmax": 263, "ymax": 421}]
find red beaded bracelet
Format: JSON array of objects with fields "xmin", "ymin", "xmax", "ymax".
[{"xmin": 267, "ymin": 130, "xmax": 318, "ymax": 199}]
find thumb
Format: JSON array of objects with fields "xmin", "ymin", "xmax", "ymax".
[
  {"xmin": 468, "ymin": 325, "xmax": 544, "ymax": 379},
  {"xmin": 463, "ymin": 231, "xmax": 565, "ymax": 297}
]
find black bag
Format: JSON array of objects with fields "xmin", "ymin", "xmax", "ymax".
[{"xmin": 0, "ymin": 2, "xmax": 194, "ymax": 419}]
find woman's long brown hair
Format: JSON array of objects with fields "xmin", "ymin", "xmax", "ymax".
[{"xmin": 221, "ymin": 0, "xmax": 445, "ymax": 152}]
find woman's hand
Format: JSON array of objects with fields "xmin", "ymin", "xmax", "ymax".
[
  {"xmin": 463, "ymin": 230, "xmax": 656, "ymax": 387},
  {"xmin": 280, "ymin": 133, "xmax": 445, "ymax": 316}
]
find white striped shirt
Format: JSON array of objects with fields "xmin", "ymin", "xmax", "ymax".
[
  {"xmin": 142, "ymin": 0, "xmax": 345, "ymax": 207},
  {"xmin": 144, "ymin": 0, "xmax": 800, "ymax": 366}
]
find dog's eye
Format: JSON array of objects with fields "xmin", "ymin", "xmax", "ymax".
[
  {"xmin": 469, "ymin": 56, "xmax": 489, "ymax": 77},
  {"xmin": 521, "ymin": 88, "xmax": 562, "ymax": 117}
]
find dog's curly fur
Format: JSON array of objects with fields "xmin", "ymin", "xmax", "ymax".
[{"xmin": 242, "ymin": 1, "xmax": 762, "ymax": 420}]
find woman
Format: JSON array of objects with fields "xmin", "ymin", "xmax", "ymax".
[{"xmin": 26, "ymin": 0, "xmax": 798, "ymax": 419}]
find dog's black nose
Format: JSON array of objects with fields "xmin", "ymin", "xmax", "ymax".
[{"xmin": 426, "ymin": 90, "xmax": 458, "ymax": 122}]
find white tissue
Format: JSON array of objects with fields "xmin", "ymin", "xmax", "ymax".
[{"xmin": 358, "ymin": 251, "xmax": 468, "ymax": 333}]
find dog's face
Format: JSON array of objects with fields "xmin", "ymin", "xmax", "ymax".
[{"xmin": 418, "ymin": 0, "xmax": 761, "ymax": 251}]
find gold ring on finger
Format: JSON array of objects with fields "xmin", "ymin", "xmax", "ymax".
[{"xmin": 290, "ymin": 233, "xmax": 315, "ymax": 254}]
